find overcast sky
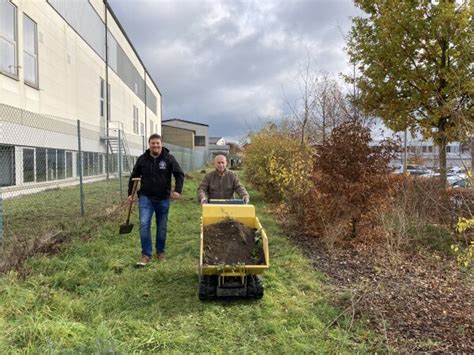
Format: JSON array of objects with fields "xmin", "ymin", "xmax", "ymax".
[{"xmin": 108, "ymin": 0, "xmax": 361, "ymax": 141}]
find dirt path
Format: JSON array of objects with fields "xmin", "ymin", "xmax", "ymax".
[{"xmin": 291, "ymin": 234, "xmax": 474, "ymax": 352}]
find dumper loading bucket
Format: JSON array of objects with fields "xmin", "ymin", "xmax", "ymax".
[{"xmin": 198, "ymin": 204, "xmax": 270, "ymax": 300}]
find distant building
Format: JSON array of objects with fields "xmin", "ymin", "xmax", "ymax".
[
  {"xmin": 399, "ymin": 139, "xmax": 471, "ymax": 169},
  {"xmin": 209, "ymin": 137, "xmax": 230, "ymax": 159},
  {"xmin": 161, "ymin": 119, "xmax": 208, "ymax": 153},
  {"xmin": 161, "ymin": 124, "xmax": 195, "ymax": 150},
  {"xmin": 371, "ymin": 120, "xmax": 471, "ymax": 168}
]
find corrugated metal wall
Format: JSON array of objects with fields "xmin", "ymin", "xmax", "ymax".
[{"xmin": 48, "ymin": 0, "xmax": 158, "ymax": 114}]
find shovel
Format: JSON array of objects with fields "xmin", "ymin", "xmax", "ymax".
[{"xmin": 119, "ymin": 178, "xmax": 140, "ymax": 234}]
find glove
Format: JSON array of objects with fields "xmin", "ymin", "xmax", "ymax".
[
  {"xmin": 200, "ymin": 197, "xmax": 207, "ymax": 205},
  {"xmin": 243, "ymin": 196, "xmax": 249, "ymax": 204}
]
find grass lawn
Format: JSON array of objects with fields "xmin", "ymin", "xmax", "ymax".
[
  {"xmin": 0, "ymin": 171, "xmax": 380, "ymax": 353},
  {"xmin": 1, "ymin": 178, "xmax": 130, "ymax": 270},
  {"xmin": 2, "ymin": 177, "xmax": 128, "ymax": 240}
]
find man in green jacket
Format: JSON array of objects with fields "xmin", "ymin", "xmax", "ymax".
[{"xmin": 197, "ymin": 154, "xmax": 249, "ymax": 204}]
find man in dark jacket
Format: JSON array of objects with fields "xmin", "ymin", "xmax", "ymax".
[{"xmin": 128, "ymin": 134, "xmax": 184, "ymax": 267}]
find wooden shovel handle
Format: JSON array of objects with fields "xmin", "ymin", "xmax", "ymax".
[{"xmin": 126, "ymin": 178, "xmax": 140, "ymax": 224}]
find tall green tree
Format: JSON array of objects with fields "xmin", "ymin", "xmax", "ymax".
[{"xmin": 346, "ymin": 0, "xmax": 473, "ymax": 187}]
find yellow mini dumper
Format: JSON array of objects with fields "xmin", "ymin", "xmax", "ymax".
[{"xmin": 199, "ymin": 201, "xmax": 270, "ymax": 300}]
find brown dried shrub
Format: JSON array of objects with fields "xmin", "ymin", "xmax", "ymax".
[{"xmin": 303, "ymin": 120, "xmax": 398, "ymax": 241}]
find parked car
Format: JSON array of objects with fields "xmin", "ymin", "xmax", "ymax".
[
  {"xmin": 420, "ymin": 171, "xmax": 440, "ymax": 178},
  {"xmin": 391, "ymin": 164, "xmax": 433, "ymax": 176},
  {"xmin": 447, "ymin": 172, "xmax": 468, "ymax": 186},
  {"xmin": 451, "ymin": 178, "xmax": 471, "ymax": 188},
  {"xmin": 406, "ymin": 165, "xmax": 433, "ymax": 176},
  {"xmin": 391, "ymin": 164, "xmax": 403, "ymax": 175},
  {"xmin": 448, "ymin": 166, "xmax": 465, "ymax": 175}
]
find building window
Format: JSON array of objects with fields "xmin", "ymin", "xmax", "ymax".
[
  {"xmin": 87, "ymin": 152, "xmax": 94, "ymax": 177},
  {"xmin": 82, "ymin": 152, "xmax": 89, "ymax": 177},
  {"xmin": 36, "ymin": 148, "xmax": 47, "ymax": 182},
  {"xmin": 146, "ymin": 84, "xmax": 157, "ymax": 114},
  {"xmin": 150, "ymin": 120, "xmax": 153, "ymax": 133},
  {"xmin": 47, "ymin": 149, "xmax": 57, "ymax": 180},
  {"xmin": 195, "ymin": 136, "xmax": 206, "ymax": 147},
  {"xmin": 108, "ymin": 153, "xmax": 117, "ymax": 173},
  {"xmin": 23, "ymin": 148, "xmax": 35, "ymax": 182},
  {"xmin": 99, "ymin": 154, "xmax": 105, "ymax": 174},
  {"xmin": 23, "ymin": 14, "xmax": 38, "ymax": 87},
  {"xmin": 107, "ymin": 83, "xmax": 111, "ymax": 120},
  {"xmin": 66, "ymin": 151, "xmax": 73, "ymax": 178},
  {"xmin": 428, "ymin": 146, "xmax": 433, "ymax": 153},
  {"xmin": 57, "ymin": 149, "xmax": 65, "ymax": 179},
  {"xmin": 140, "ymin": 123, "xmax": 145, "ymax": 136},
  {"xmin": 0, "ymin": 145, "xmax": 15, "ymax": 186},
  {"xmin": 133, "ymin": 105, "xmax": 138, "ymax": 134},
  {"xmin": 100, "ymin": 78, "xmax": 105, "ymax": 119},
  {"xmin": 0, "ymin": 0, "xmax": 17, "ymax": 77},
  {"xmin": 107, "ymin": 30, "xmax": 117, "ymax": 71},
  {"xmin": 93, "ymin": 152, "xmax": 99, "ymax": 175}
]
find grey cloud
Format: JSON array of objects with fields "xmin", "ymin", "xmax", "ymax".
[{"xmin": 108, "ymin": 0, "xmax": 359, "ymax": 137}]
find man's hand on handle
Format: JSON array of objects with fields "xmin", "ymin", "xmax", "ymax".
[
  {"xmin": 200, "ymin": 197, "xmax": 207, "ymax": 205},
  {"xmin": 171, "ymin": 191, "xmax": 181, "ymax": 200},
  {"xmin": 243, "ymin": 196, "xmax": 250, "ymax": 204}
]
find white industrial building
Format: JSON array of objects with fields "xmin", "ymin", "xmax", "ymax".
[
  {"xmin": 371, "ymin": 120, "xmax": 472, "ymax": 169},
  {"xmin": 0, "ymin": 0, "xmax": 162, "ymax": 193}
]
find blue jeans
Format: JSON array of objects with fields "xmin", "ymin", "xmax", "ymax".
[{"xmin": 138, "ymin": 195, "xmax": 170, "ymax": 257}]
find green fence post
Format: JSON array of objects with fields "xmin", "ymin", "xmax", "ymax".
[
  {"xmin": 0, "ymin": 187, "xmax": 3, "ymax": 245},
  {"xmin": 118, "ymin": 129, "xmax": 123, "ymax": 200}
]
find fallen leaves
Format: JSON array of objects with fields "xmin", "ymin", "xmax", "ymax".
[{"xmin": 292, "ymin": 235, "xmax": 474, "ymax": 352}]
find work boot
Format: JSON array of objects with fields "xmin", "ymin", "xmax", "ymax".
[
  {"xmin": 156, "ymin": 252, "xmax": 166, "ymax": 262},
  {"xmin": 136, "ymin": 255, "xmax": 150, "ymax": 267}
]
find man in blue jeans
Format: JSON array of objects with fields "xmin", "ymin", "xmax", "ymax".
[{"xmin": 128, "ymin": 134, "xmax": 184, "ymax": 267}]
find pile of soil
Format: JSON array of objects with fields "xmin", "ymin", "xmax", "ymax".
[
  {"xmin": 203, "ymin": 219, "xmax": 264, "ymax": 265},
  {"xmin": 292, "ymin": 234, "xmax": 473, "ymax": 352}
]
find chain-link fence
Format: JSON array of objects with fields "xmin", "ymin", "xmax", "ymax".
[
  {"xmin": 0, "ymin": 103, "xmax": 207, "ymax": 270},
  {"xmin": 166, "ymin": 143, "xmax": 209, "ymax": 172}
]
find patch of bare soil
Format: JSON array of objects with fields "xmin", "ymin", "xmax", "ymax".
[
  {"xmin": 292, "ymin": 234, "xmax": 473, "ymax": 352},
  {"xmin": 0, "ymin": 231, "xmax": 66, "ymax": 273},
  {"xmin": 203, "ymin": 219, "xmax": 264, "ymax": 265},
  {"xmin": 1, "ymin": 203, "xmax": 124, "ymax": 274}
]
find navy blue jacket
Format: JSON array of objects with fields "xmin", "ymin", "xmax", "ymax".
[{"xmin": 128, "ymin": 148, "xmax": 184, "ymax": 200}]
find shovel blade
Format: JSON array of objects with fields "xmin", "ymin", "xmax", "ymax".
[{"xmin": 119, "ymin": 223, "xmax": 134, "ymax": 234}]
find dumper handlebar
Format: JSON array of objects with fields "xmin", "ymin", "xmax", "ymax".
[{"xmin": 207, "ymin": 199, "xmax": 245, "ymax": 205}]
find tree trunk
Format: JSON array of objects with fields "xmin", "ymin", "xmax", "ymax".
[
  {"xmin": 351, "ymin": 218, "xmax": 357, "ymax": 238},
  {"xmin": 322, "ymin": 112, "xmax": 326, "ymax": 145},
  {"xmin": 438, "ymin": 136, "xmax": 447, "ymax": 189}
]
